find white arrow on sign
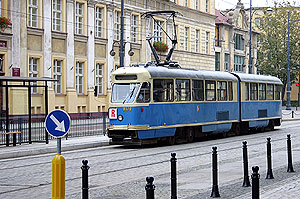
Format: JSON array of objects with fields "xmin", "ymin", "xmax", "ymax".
[{"xmin": 50, "ymin": 114, "xmax": 66, "ymax": 132}]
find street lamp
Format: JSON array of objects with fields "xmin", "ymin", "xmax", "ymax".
[
  {"xmin": 248, "ymin": 0, "xmax": 253, "ymax": 74},
  {"xmin": 109, "ymin": 41, "xmax": 134, "ymax": 65}
]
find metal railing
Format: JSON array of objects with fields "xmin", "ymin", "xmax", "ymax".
[{"xmin": 0, "ymin": 112, "xmax": 108, "ymax": 146}]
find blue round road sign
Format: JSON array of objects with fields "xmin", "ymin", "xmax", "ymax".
[{"xmin": 45, "ymin": 110, "xmax": 71, "ymax": 138}]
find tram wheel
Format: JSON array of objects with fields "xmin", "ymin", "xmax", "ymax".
[
  {"xmin": 186, "ymin": 128, "xmax": 194, "ymax": 143},
  {"xmin": 167, "ymin": 136, "xmax": 176, "ymax": 145}
]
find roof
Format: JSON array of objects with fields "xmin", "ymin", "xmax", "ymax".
[
  {"xmin": 233, "ymin": 73, "xmax": 283, "ymax": 84},
  {"xmin": 0, "ymin": 76, "xmax": 56, "ymax": 82},
  {"xmin": 215, "ymin": 9, "xmax": 232, "ymax": 26},
  {"xmin": 146, "ymin": 66, "xmax": 238, "ymax": 81}
]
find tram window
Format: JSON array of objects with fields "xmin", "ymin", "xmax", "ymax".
[
  {"xmin": 267, "ymin": 84, "xmax": 274, "ymax": 100},
  {"xmin": 192, "ymin": 80, "xmax": 204, "ymax": 101},
  {"xmin": 250, "ymin": 83, "xmax": 258, "ymax": 100},
  {"xmin": 153, "ymin": 79, "xmax": 174, "ymax": 102},
  {"xmin": 259, "ymin": 83, "xmax": 266, "ymax": 100},
  {"xmin": 205, "ymin": 80, "xmax": 216, "ymax": 101},
  {"xmin": 137, "ymin": 82, "xmax": 151, "ymax": 103},
  {"xmin": 176, "ymin": 79, "xmax": 191, "ymax": 101},
  {"xmin": 217, "ymin": 81, "xmax": 227, "ymax": 101},
  {"xmin": 275, "ymin": 85, "xmax": 282, "ymax": 100},
  {"xmin": 228, "ymin": 81, "xmax": 233, "ymax": 101},
  {"xmin": 245, "ymin": 82, "xmax": 249, "ymax": 100}
]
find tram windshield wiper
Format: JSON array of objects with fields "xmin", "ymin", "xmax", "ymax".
[{"xmin": 123, "ymin": 87, "xmax": 136, "ymax": 104}]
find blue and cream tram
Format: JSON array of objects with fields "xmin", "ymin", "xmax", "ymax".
[{"xmin": 107, "ymin": 65, "xmax": 282, "ymax": 145}]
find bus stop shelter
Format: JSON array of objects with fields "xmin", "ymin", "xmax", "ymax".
[{"xmin": 0, "ymin": 76, "xmax": 55, "ymax": 146}]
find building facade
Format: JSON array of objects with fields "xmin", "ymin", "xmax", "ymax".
[
  {"xmin": 0, "ymin": 0, "xmax": 216, "ymax": 115},
  {"xmin": 215, "ymin": 0, "xmax": 258, "ymax": 74}
]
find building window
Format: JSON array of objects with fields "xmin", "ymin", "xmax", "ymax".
[
  {"xmin": 53, "ymin": 59, "xmax": 62, "ymax": 94},
  {"xmin": 114, "ymin": 10, "xmax": 121, "ymax": 40},
  {"xmin": 137, "ymin": 82, "xmax": 151, "ymax": 103},
  {"xmin": 153, "ymin": 20, "xmax": 162, "ymax": 42},
  {"xmin": 53, "ymin": 0, "xmax": 62, "ymax": 31},
  {"xmin": 28, "ymin": 0, "xmax": 38, "ymax": 27},
  {"xmin": 95, "ymin": 63, "xmax": 103, "ymax": 95},
  {"xmin": 76, "ymin": 61, "xmax": 84, "ymax": 94},
  {"xmin": 217, "ymin": 81, "xmax": 227, "ymax": 101},
  {"xmin": 95, "ymin": 6, "xmax": 103, "ymax": 38},
  {"xmin": 215, "ymin": 52, "xmax": 220, "ymax": 71},
  {"xmin": 131, "ymin": 14, "xmax": 138, "ymax": 43},
  {"xmin": 29, "ymin": 57, "xmax": 39, "ymax": 93},
  {"xmin": 185, "ymin": 0, "xmax": 188, "ymax": 7},
  {"xmin": 224, "ymin": 54, "xmax": 229, "ymax": 71},
  {"xmin": 206, "ymin": 0, "xmax": 209, "ymax": 12},
  {"xmin": 195, "ymin": 0, "xmax": 199, "ymax": 10},
  {"xmin": 205, "ymin": 80, "xmax": 216, "ymax": 101},
  {"xmin": 195, "ymin": 29, "xmax": 199, "ymax": 52},
  {"xmin": 234, "ymin": 55, "xmax": 244, "ymax": 72},
  {"xmin": 176, "ymin": 79, "xmax": 191, "ymax": 101},
  {"xmin": 75, "ymin": 2, "xmax": 84, "ymax": 35},
  {"xmin": 234, "ymin": 34, "xmax": 244, "ymax": 50},
  {"xmin": 259, "ymin": 83, "xmax": 266, "ymax": 100},
  {"xmin": 192, "ymin": 80, "xmax": 204, "ymax": 101},
  {"xmin": 206, "ymin": 31, "xmax": 210, "ymax": 54},
  {"xmin": 184, "ymin": 27, "xmax": 189, "ymax": 51}
]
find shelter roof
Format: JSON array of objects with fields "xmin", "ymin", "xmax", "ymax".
[{"xmin": 0, "ymin": 76, "xmax": 56, "ymax": 82}]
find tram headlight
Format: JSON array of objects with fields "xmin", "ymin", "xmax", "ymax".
[{"xmin": 118, "ymin": 115, "xmax": 123, "ymax": 121}]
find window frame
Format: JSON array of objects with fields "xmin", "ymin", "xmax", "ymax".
[
  {"xmin": 266, "ymin": 84, "xmax": 274, "ymax": 100},
  {"xmin": 53, "ymin": 59, "xmax": 63, "ymax": 94},
  {"xmin": 192, "ymin": 79, "xmax": 204, "ymax": 101},
  {"xmin": 176, "ymin": 79, "xmax": 191, "ymax": 101},
  {"xmin": 195, "ymin": 29, "xmax": 200, "ymax": 53},
  {"xmin": 259, "ymin": 83, "xmax": 266, "ymax": 100},
  {"xmin": 184, "ymin": 27, "xmax": 189, "ymax": 51},
  {"xmin": 153, "ymin": 79, "xmax": 174, "ymax": 102},
  {"xmin": 250, "ymin": 83, "xmax": 258, "ymax": 100},
  {"xmin": 114, "ymin": 10, "xmax": 121, "ymax": 40},
  {"xmin": 95, "ymin": 6, "xmax": 103, "ymax": 38},
  {"xmin": 28, "ymin": 0, "xmax": 38, "ymax": 28},
  {"xmin": 205, "ymin": 80, "xmax": 216, "ymax": 101},
  {"xmin": 75, "ymin": 61, "xmax": 84, "ymax": 94},
  {"xmin": 95, "ymin": 63, "xmax": 103, "ymax": 95},
  {"xmin": 131, "ymin": 14, "xmax": 138, "ymax": 43},
  {"xmin": 29, "ymin": 57, "xmax": 39, "ymax": 94},
  {"xmin": 217, "ymin": 81, "xmax": 227, "ymax": 101},
  {"xmin": 205, "ymin": 31, "xmax": 210, "ymax": 54},
  {"xmin": 52, "ymin": 0, "xmax": 62, "ymax": 31},
  {"xmin": 153, "ymin": 20, "xmax": 163, "ymax": 42},
  {"xmin": 75, "ymin": 2, "xmax": 84, "ymax": 35}
]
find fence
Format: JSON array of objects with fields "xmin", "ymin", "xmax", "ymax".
[{"xmin": 0, "ymin": 112, "xmax": 108, "ymax": 146}]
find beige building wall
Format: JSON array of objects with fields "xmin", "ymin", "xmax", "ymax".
[{"xmin": 1, "ymin": 0, "xmax": 216, "ymax": 115}]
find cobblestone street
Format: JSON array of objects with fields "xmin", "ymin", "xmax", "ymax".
[{"xmin": 0, "ymin": 119, "xmax": 300, "ymax": 198}]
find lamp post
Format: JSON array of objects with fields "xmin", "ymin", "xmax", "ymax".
[
  {"xmin": 248, "ymin": 0, "xmax": 253, "ymax": 74},
  {"xmin": 110, "ymin": 41, "xmax": 134, "ymax": 66},
  {"xmin": 120, "ymin": 0, "xmax": 125, "ymax": 67},
  {"xmin": 287, "ymin": 11, "xmax": 291, "ymax": 110}
]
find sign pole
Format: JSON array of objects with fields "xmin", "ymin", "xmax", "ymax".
[{"xmin": 45, "ymin": 110, "xmax": 71, "ymax": 199}]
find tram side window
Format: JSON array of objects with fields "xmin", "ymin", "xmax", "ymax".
[
  {"xmin": 245, "ymin": 82, "xmax": 249, "ymax": 100},
  {"xmin": 137, "ymin": 82, "xmax": 151, "ymax": 103},
  {"xmin": 153, "ymin": 79, "xmax": 174, "ymax": 102},
  {"xmin": 250, "ymin": 83, "xmax": 258, "ymax": 100},
  {"xmin": 228, "ymin": 81, "xmax": 233, "ymax": 101},
  {"xmin": 192, "ymin": 80, "xmax": 204, "ymax": 101},
  {"xmin": 275, "ymin": 85, "xmax": 282, "ymax": 100},
  {"xmin": 267, "ymin": 84, "xmax": 274, "ymax": 100},
  {"xmin": 205, "ymin": 80, "xmax": 216, "ymax": 101},
  {"xmin": 259, "ymin": 83, "xmax": 266, "ymax": 100},
  {"xmin": 176, "ymin": 79, "xmax": 191, "ymax": 101},
  {"xmin": 217, "ymin": 81, "xmax": 227, "ymax": 101}
]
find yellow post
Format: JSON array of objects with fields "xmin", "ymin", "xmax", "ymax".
[{"xmin": 52, "ymin": 153, "xmax": 65, "ymax": 199}]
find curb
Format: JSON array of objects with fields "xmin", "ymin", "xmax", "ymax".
[{"xmin": 0, "ymin": 140, "xmax": 110, "ymax": 160}]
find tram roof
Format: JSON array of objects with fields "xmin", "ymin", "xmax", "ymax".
[
  {"xmin": 233, "ymin": 73, "xmax": 283, "ymax": 85},
  {"xmin": 146, "ymin": 66, "xmax": 238, "ymax": 81}
]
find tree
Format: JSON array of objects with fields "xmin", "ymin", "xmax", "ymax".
[{"xmin": 257, "ymin": 1, "xmax": 300, "ymax": 101}]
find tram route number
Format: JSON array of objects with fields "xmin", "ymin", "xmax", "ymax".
[{"xmin": 123, "ymin": 107, "xmax": 132, "ymax": 111}]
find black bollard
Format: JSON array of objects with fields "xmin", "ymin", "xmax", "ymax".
[
  {"xmin": 287, "ymin": 134, "xmax": 295, "ymax": 172},
  {"xmin": 251, "ymin": 166, "xmax": 260, "ymax": 199},
  {"xmin": 170, "ymin": 153, "xmax": 177, "ymax": 199},
  {"xmin": 266, "ymin": 138, "xmax": 274, "ymax": 179},
  {"xmin": 81, "ymin": 160, "xmax": 90, "ymax": 199},
  {"xmin": 145, "ymin": 176, "xmax": 155, "ymax": 199},
  {"xmin": 242, "ymin": 141, "xmax": 251, "ymax": 187},
  {"xmin": 292, "ymin": 111, "xmax": 294, "ymax": 118},
  {"xmin": 210, "ymin": 146, "xmax": 220, "ymax": 198}
]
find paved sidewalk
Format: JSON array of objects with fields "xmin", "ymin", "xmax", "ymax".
[{"xmin": 0, "ymin": 135, "xmax": 110, "ymax": 160}]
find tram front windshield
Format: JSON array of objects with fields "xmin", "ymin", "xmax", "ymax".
[{"xmin": 111, "ymin": 83, "xmax": 140, "ymax": 103}]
